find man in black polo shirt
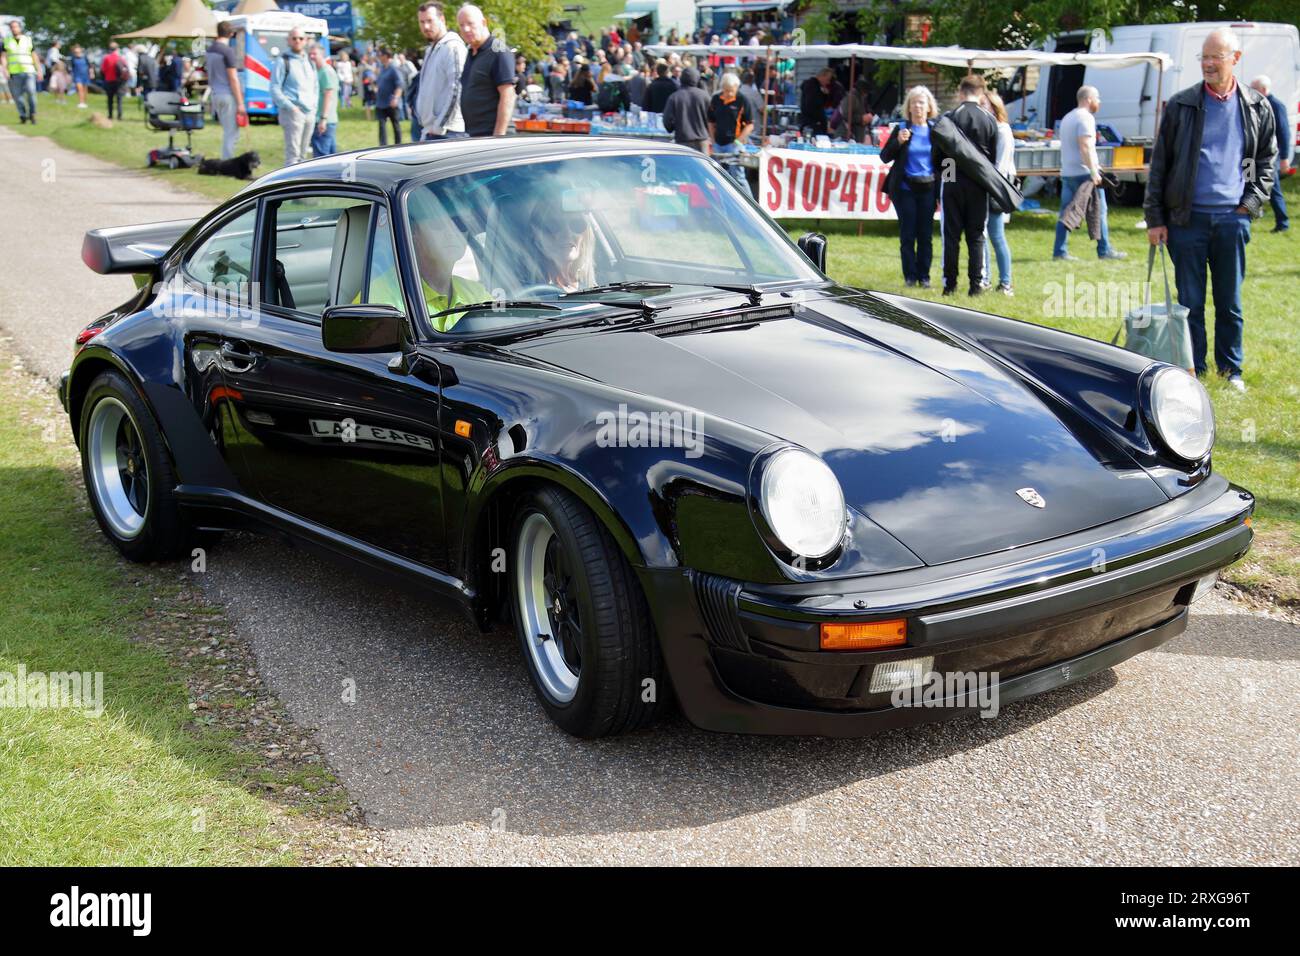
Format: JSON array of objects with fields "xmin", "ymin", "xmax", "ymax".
[
  {"xmin": 457, "ymin": 3, "xmax": 516, "ymax": 136},
  {"xmin": 708, "ymin": 72, "xmax": 753, "ymax": 191}
]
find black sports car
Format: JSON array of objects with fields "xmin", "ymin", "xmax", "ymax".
[{"xmin": 62, "ymin": 137, "xmax": 1252, "ymax": 737}]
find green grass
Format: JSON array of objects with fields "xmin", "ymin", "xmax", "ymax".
[
  {"xmin": 0, "ymin": 355, "xmax": 295, "ymax": 865},
  {"xmin": 3, "ymin": 89, "xmax": 1296, "ymax": 601}
]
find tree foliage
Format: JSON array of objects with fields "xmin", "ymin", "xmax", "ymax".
[
  {"xmin": 354, "ymin": 0, "xmax": 563, "ymax": 60},
  {"xmin": 806, "ymin": 0, "xmax": 1300, "ymax": 52},
  {"xmin": 6, "ymin": 0, "xmax": 173, "ymax": 50}
]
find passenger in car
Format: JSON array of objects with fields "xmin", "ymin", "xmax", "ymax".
[{"xmin": 522, "ymin": 193, "xmax": 596, "ymax": 292}]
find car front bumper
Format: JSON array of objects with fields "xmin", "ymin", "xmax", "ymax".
[{"xmin": 642, "ymin": 476, "xmax": 1254, "ymax": 736}]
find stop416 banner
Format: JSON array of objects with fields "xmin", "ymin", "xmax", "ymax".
[{"xmin": 759, "ymin": 147, "xmax": 899, "ymax": 220}]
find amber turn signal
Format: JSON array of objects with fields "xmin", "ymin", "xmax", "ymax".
[
  {"xmin": 454, "ymin": 420, "xmax": 472, "ymax": 438},
  {"xmin": 820, "ymin": 619, "xmax": 907, "ymax": 651}
]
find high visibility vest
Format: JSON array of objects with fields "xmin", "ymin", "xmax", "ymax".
[{"xmin": 3, "ymin": 33, "xmax": 35, "ymax": 74}]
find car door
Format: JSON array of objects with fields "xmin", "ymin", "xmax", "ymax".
[
  {"xmin": 218, "ymin": 187, "xmax": 448, "ymax": 571},
  {"xmin": 171, "ymin": 200, "xmax": 265, "ymax": 497}
]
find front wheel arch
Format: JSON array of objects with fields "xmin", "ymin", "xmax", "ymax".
[{"xmin": 465, "ymin": 466, "xmax": 665, "ymax": 631}]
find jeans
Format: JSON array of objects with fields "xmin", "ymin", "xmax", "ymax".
[
  {"xmin": 1269, "ymin": 171, "xmax": 1289, "ymax": 229},
  {"xmin": 8, "ymin": 72, "xmax": 36, "ymax": 118},
  {"xmin": 376, "ymin": 106, "xmax": 402, "ymax": 145},
  {"xmin": 712, "ymin": 142, "xmax": 750, "ymax": 194},
  {"xmin": 279, "ymin": 107, "xmax": 315, "ymax": 165},
  {"xmin": 941, "ymin": 179, "xmax": 988, "ymax": 291},
  {"xmin": 104, "ymin": 79, "xmax": 124, "ymax": 119},
  {"xmin": 211, "ymin": 92, "xmax": 239, "ymax": 160},
  {"xmin": 1167, "ymin": 210, "xmax": 1250, "ymax": 376},
  {"xmin": 1053, "ymin": 174, "xmax": 1113, "ymax": 257},
  {"xmin": 984, "ymin": 211, "xmax": 1012, "ymax": 286},
  {"xmin": 310, "ymin": 121, "xmax": 337, "ymax": 157},
  {"xmin": 894, "ymin": 181, "xmax": 935, "ymax": 283}
]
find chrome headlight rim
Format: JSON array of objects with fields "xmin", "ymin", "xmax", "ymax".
[
  {"xmin": 1143, "ymin": 364, "xmax": 1216, "ymax": 463},
  {"xmin": 748, "ymin": 443, "xmax": 848, "ymax": 567}
]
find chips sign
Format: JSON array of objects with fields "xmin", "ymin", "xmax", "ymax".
[{"xmin": 760, "ymin": 148, "xmax": 900, "ymax": 220}]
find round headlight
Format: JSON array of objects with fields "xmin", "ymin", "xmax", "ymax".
[
  {"xmin": 1149, "ymin": 366, "xmax": 1215, "ymax": 461},
  {"xmin": 759, "ymin": 448, "xmax": 847, "ymax": 559}
]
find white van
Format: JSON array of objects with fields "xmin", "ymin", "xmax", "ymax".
[{"xmin": 1005, "ymin": 21, "xmax": 1299, "ymax": 143}]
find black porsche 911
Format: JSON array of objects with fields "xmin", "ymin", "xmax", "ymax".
[{"xmin": 62, "ymin": 137, "xmax": 1252, "ymax": 737}]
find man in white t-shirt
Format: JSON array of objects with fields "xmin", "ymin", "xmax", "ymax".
[{"xmin": 1053, "ymin": 85, "xmax": 1126, "ymax": 261}]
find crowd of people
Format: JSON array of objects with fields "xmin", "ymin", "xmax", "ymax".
[
  {"xmin": 2, "ymin": 18, "xmax": 203, "ymax": 123},
  {"xmin": 5, "ymin": 14, "xmax": 1285, "ymax": 390}
]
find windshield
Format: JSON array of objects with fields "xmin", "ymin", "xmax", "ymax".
[{"xmin": 403, "ymin": 151, "xmax": 821, "ymax": 335}]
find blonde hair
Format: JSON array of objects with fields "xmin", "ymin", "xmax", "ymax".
[
  {"xmin": 903, "ymin": 85, "xmax": 939, "ymax": 120},
  {"xmin": 985, "ymin": 89, "xmax": 1009, "ymax": 124}
]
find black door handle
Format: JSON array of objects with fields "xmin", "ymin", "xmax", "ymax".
[{"xmin": 220, "ymin": 341, "xmax": 260, "ymax": 372}]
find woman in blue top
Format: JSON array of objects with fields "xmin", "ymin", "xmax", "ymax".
[
  {"xmin": 70, "ymin": 44, "xmax": 90, "ymax": 109},
  {"xmin": 880, "ymin": 86, "xmax": 940, "ymax": 288}
]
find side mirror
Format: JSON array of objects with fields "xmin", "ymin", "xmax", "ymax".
[
  {"xmin": 321, "ymin": 303, "xmax": 409, "ymax": 354},
  {"xmin": 797, "ymin": 232, "xmax": 828, "ymax": 273}
]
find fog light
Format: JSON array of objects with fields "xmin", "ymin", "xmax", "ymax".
[
  {"xmin": 868, "ymin": 656, "xmax": 935, "ymax": 694},
  {"xmin": 1191, "ymin": 571, "xmax": 1219, "ymax": 604},
  {"xmin": 820, "ymin": 619, "xmax": 906, "ymax": 650}
]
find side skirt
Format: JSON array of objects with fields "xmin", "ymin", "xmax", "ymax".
[{"xmin": 174, "ymin": 485, "xmax": 478, "ymax": 619}]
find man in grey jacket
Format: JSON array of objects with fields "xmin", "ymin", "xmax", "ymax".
[
  {"xmin": 1144, "ymin": 27, "xmax": 1276, "ymax": 391},
  {"xmin": 270, "ymin": 28, "xmax": 319, "ymax": 165},
  {"xmin": 415, "ymin": 1, "xmax": 466, "ymax": 139}
]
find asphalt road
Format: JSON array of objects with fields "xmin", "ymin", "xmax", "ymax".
[{"xmin": 3, "ymin": 126, "xmax": 1297, "ymax": 865}]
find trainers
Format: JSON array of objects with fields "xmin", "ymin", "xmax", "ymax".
[
  {"xmin": 942, "ymin": 286, "xmax": 957, "ymax": 297},
  {"xmin": 1053, "ymin": 253, "xmax": 1079, "ymax": 262},
  {"xmin": 1225, "ymin": 374, "xmax": 1247, "ymax": 393},
  {"xmin": 1099, "ymin": 250, "xmax": 1127, "ymax": 260},
  {"xmin": 997, "ymin": 283, "xmax": 1014, "ymax": 296},
  {"xmin": 1272, "ymin": 224, "xmax": 1289, "ymax": 233},
  {"xmin": 904, "ymin": 279, "xmax": 917, "ymax": 288},
  {"xmin": 77, "ymin": 102, "xmax": 87, "ymax": 109},
  {"xmin": 968, "ymin": 287, "xmax": 984, "ymax": 298},
  {"xmin": 919, "ymin": 279, "xmax": 931, "ymax": 289}
]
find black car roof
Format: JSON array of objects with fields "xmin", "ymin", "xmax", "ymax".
[{"xmin": 252, "ymin": 135, "xmax": 705, "ymax": 192}]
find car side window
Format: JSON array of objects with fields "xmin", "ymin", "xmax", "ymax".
[
  {"xmin": 184, "ymin": 206, "xmax": 257, "ymax": 299},
  {"xmin": 263, "ymin": 195, "xmax": 375, "ymax": 318}
]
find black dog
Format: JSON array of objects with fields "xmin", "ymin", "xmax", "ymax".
[{"xmin": 198, "ymin": 151, "xmax": 261, "ymax": 180}]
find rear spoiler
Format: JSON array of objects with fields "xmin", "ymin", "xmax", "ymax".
[{"xmin": 81, "ymin": 219, "xmax": 198, "ymax": 276}]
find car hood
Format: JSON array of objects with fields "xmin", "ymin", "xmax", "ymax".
[{"xmin": 511, "ymin": 293, "xmax": 1169, "ymax": 565}]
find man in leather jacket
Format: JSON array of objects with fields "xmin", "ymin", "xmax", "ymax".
[{"xmin": 1144, "ymin": 27, "xmax": 1276, "ymax": 391}]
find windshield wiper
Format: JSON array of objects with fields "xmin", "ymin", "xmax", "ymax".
[
  {"xmin": 561, "ymin": 280, "xmax": 674, "ymax": 297},
  {"xmin": 702, "ymin": 282, "xmax": 764, "ymax": 305},
  {"xmin": 426, "ymin": 299, "xmax": 563, "ymax": 323}
]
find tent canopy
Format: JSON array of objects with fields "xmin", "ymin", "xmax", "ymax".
[
  {"xmin": 114, "ymin": 0, "xmax": 219, "ymax": 39},
  {"xmin": 233, "ymin": 0, "xmax": 282, "ymax": 14},
  {"xmin": 644, "ymin": 42, "xmax": 1170, "ymax": 71}
]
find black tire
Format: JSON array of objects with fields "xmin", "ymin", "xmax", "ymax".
[
  {"xmin": 509, "ymin": 486, "xmax": 668, "ymax": 737},
  {"xmin": 79, "ymin": 369, "xmax": 191, "ymax": 562}
]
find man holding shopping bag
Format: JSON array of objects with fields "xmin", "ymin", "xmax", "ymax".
[{"xmin": 1143, "ymin": 27, "xmax": 1276, "ymax": 393}]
